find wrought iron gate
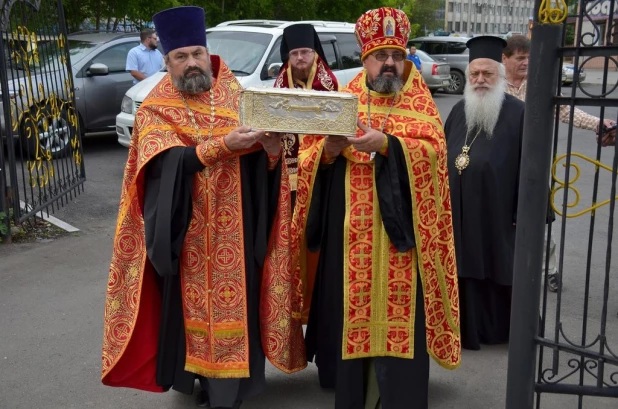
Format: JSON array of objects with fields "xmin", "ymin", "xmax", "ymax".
[
  {"xmin": 507, "ymin": 1, "xmax": 617, "ymax": 408},
  {"xmin": 0, "ymin": 0, "xmax": 85, "ymax": 238}
]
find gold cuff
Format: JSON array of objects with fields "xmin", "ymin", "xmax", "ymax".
[{"xmin": 196, "ymin": 138, "xmax": 233, "ymax": 167}]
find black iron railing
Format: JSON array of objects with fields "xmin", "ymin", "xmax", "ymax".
[{"xmin": 0, "ymin": 0, "xmax": 85, "ymax": 235}]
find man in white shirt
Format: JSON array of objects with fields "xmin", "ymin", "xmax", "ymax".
[{"xmin": 126, "ymin": 29, "xmax": 164, "ymax": 84}]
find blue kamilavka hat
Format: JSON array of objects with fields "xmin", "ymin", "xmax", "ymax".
[{"xmin": 152, "ymin": 6, "xmax": 207, "ymax": 55}]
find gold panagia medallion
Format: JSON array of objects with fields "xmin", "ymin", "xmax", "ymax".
[{"xmin": 455, "ymin": 145, "xmax": 471, "ymax": 175}]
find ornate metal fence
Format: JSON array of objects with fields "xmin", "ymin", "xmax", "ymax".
[
  {"xmin": 0, "ymin": 0, "xmax": 85, "ymax": 237},
  {"xmin": 507, "ymin": 1, "xmax": 618, "ymax": 408}
]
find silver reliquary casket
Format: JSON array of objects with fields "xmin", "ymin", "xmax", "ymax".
[{"xmin": 239, "ymin": 87, "xmax": 359, "ymax": 136}]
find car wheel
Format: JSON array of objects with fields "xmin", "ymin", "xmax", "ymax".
[
  {"xmin": 446, "ymin": 70, "xmax": 465, "ymax": 94},
  {"xmin": 19, "ymin": 99, "xmax": 75, "ymax": 160},
  {"xmin": 430, "ymin": 89, "xmax": 437, "ymax": 95}
]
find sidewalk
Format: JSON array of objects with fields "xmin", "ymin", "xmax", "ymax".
[
  {"xmin": 0, "ymin": 234, "xmax": 508, "ymax": 409},
  {"xmin": 1, "ymin": 229, "xmax": 616, "ymax": 408}
]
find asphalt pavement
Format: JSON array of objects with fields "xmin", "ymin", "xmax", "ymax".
[{"xmin": 0, "ymin": 84, "xmax": 616, "ymax": 409}]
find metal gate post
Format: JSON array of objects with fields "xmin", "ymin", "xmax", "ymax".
[
  {"xmin": 0, "ymin": 2, "xmax": 11, "ymax": 243},
  {"xmin": 505, "ymin": 23, "xmax": 563, "ymax": 409},
  {"xmin": 0, "ymin": 144, "xmax": 9, "ymax": 243}
]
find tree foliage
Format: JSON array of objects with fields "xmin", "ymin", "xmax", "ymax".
[{"xmin": 60, "ymin": 0, "xmax": 443, "ymax": 37}]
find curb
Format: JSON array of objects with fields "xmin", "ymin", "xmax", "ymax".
[{"xmin": 19, "ymin": 200, "xmax": 80, "ymax": 233}]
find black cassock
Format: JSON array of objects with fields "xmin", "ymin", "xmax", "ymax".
[
  {"xmin": 444, "ymin": 94, "xmax": 525, "ymax": 350},
  {"xmin": 305, "ymin": 135, "xmax": 430, "ymax": 409},
  {"xmin": 142, "ymin": 147, "xmax": 280, "ymax": 408}
]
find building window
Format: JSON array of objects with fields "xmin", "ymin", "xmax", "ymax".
[
  {"xmin": 455, "ymin": 22, "xmax": 460, "ymax": 31},
  {"xmin": 448, "ymin": 1, "xmax": 454, "ymax": 12},
  {"xmin": 464, "ymin": 4, "xmax": 468, "ymax": 13},
  {"xmin": 597, "ymin": 23, "xmax": 606, "ymax": 46},
  {"xmin": 498, "ymin": 6, "xmax": 501, "ymax": 15},
  {"xmin": 448, "ymin": 22, "xmax": 453, "ymax": 32},
  {"xmin": 476, "ymin": 23, "xmax": 481, "ymax": 32},
  {"xmin": 456, "ymin": 3, "xmax": 461, "ymax": 13},
  {"xmin": 463, "ymin": 22, "xmax": 468, "ymax": 32}
]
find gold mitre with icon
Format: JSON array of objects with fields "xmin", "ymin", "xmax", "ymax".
[
  {"xmin": 355, "ymin": 7, "xmax": 410, "ymax": 60},
  {"xmin": 239, "ymin": 87, "xmax": 358, "ymax": 136}
]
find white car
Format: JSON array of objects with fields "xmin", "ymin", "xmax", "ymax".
[{"xmin": 117, "ymin": 20, "xmax": 363, "ymax": 147}]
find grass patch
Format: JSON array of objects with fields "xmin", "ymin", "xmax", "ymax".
[{"xmin": 0, "ymin": 210, "xmax": 70, "ymax": 243}]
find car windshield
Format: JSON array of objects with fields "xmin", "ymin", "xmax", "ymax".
[
  {"xmin": 67, "ymin": 40, "xmax": 99, "ymax": 63},
  {"xmin": 36, "ymin": 40, "xmax": 99, "ymax": 68},
  {"xmin": 4, "ymin": 38, "xmax": 98, "ymax": 77},
  {"xmin": 206, "ymin": 31, "xmax": 272, "ymax": 75}
]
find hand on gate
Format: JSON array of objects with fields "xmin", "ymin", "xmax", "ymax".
[{"xmin": 597, "ymin": 119, "xmax": 616, "ymax": 147}]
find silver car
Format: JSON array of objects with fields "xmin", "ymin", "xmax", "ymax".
[
  {"xmin": 414, "ymin": 49, "xmax": 451, "ymax": 94},
  {"xmin": 2, "ymin": 32, "xmax": 140, "ymax": 158},
  {"xmin": 409, "ymin": 36, "xmax": 470, "ymax": 95},
  {"xmin": 562, "ymin": 63, "xmax": 586, "ymax": 85}
]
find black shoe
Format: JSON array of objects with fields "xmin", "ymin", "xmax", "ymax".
[{"xmin": 196, "ymin": 390, "xmax": 210, "ymax": 408}]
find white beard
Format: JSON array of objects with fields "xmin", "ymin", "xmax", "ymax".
[{"xmin": 463, "ymin": 78, "xmax": 506, "ymax": 138}]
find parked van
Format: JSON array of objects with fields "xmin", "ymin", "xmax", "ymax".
[{"xmin": 116, "ymin": 20, "xmax": 364, "ymax": 147}]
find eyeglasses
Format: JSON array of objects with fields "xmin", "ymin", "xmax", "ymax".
[
  {"xmin": 372, "ymin": 51, "xmax": 406, "ymax": 62},
  {"xmin": 289, "ymin": 49, "xmax": 315, "ymax": 59}
]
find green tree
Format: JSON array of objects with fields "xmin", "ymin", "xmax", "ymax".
[
  {"xmin": 61, "ymin": 0, "xmax": 447, "ymax": 34},
  {"xmin": 409, "ymin": 0, "xmax": 443, "ymax": 36},
  {"xmin": 62, "ymin": 0, "xmax": 90, "ymax": 32}
]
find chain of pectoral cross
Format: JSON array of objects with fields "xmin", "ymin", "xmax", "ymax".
[{"xmin": 367, "ymin": 91, "xmax": 397, "ymax": 133}]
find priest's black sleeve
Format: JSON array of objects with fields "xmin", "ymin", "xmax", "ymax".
[
  {"xmin": 144, "ymin": 147, "xmax": 201, "ymax": 278},
  {"xmin": 375, "ymin": 134, "xmax": 416, "ymax": 252},
  {"xmin": 306, "ymin": 160, "xmax": 337, "ymax": 252},
  {"xmin": 143, "ymin": 146, "xmax": 201, "ymax": 390}
]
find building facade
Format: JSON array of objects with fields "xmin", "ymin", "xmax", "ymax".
[
  {"xmin": 572, "ymin": 0, "xmax": 618, "ymax": 69},
  {"xmin": 443, "ymin": 0, "xmax": 534, "ymax": 36}
]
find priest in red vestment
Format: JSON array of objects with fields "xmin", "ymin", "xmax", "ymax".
[
  {"xmin": 291, "ymin": 7, "xmax": 461, "ymax": 409},
  {"xmin": 274, "ymin": 23, "xmax": 339, "ymax": 194},
  {"xmin": 273, "ymin": 23, "xmax": 339, "ymax": 323},
  {"xmin": 100, "ymin": 6, "xmax": 305, "ymax": 409}
]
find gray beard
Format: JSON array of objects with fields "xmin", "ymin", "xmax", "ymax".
[
  {"xmin": 172, "ymin": 69, "xmax": 213, "ymax": 95},
  {"xmin": 373, "ymin": 73, "xmax": 403, "ymax": 94},
  {"xmin": 463, "ymin": 78, "xmax": 506, "ymax": 138}
]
